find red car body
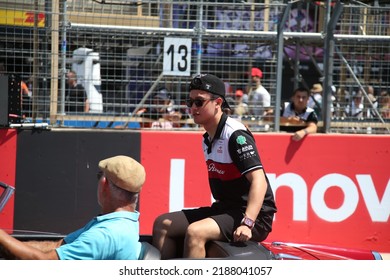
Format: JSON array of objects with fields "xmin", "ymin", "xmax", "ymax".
[{"xmin": 261, "ymin": 241, "xmax": 382, "ymax": 260}]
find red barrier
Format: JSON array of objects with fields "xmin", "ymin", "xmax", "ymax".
[
  {"xmin": 0, "ymin": 129, "xmax": 17, "ymax": 229},
  {"xmin": 0, "ymin": 129, "xmax": 388, "ymax": 252},
  {"xmin": 140, "ymin": 131, "xmax": 390, "ymax": 252}
]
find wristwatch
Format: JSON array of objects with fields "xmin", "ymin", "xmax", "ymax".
[{"xmin": 241, "ymin": 216, "xmax": 255, "ymax": 230}]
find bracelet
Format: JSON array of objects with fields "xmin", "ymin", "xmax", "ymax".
[{"xmin": 304, "ymin": 128, "xmax": 308, "ymax": 135}]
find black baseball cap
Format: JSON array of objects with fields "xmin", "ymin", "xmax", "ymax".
[
  {"xmin": 154, "ymin": 88, "xmax": 171, "ymax": 100},
  {"xmin": 189, "ymin": 74, "xmax": 231, "ymax": 110}
]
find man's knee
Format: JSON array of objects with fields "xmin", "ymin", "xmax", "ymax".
[
  {"xmin": 186, "ymin": 223, "xmax": 205, "ymax": 241},
  {"xmin": 153, "ymin": 211, "xmax": 188, "ymax": 235},
  {"xmin": 153, "ymin": 213, "xmax": 172, "ymax": 233}
]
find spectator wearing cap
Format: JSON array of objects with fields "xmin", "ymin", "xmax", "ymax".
[
  {"xmin": 137, "ymin": 87, "xmax": 182, "ymax": 128},
  {"xmin": 0, "ymin": 155, "xmax": 146, "ymax": 260},
  {"xmin": 152, "ymin": 73, "xmax": 277, "ymax": 259},
  {"xmin": 308, "ymin": 83, "xmax": 323, "ymax": 120},
  {"xmin": 234, "ymin": 89, "xmax": 249, "ymax": 116},
  {"xmin": 247, "ymin": 67, "xmax": 271, "ymax": 118}
]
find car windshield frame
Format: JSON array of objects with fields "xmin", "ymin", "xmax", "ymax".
[{"xmin": 0, "ymin": 182, "xmax": 15, "ymax": 213}]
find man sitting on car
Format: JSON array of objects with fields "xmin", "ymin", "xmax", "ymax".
[{"xmin": 0, "ymin": 155, "xmax": 145, "ymax": 260}]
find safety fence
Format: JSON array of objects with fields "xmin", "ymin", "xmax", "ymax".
[{"xmin": 0, "ymin": 0, "xmax": 389, "ymax": 134}]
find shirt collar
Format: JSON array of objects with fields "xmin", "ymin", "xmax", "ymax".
[
  {"xmin": 203, "ymin": 113, "xmax": 228, "ymax": 154},
  {"xmin": 96, "ymin": 210, "xmax": 140, "ymax": 222}
]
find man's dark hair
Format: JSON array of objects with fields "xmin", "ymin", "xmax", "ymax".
[{"xmin": 292, "ymin": 87, "xmax": 310, "ymax": 96}]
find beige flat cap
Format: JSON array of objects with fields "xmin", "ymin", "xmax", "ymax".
[{"xmin": 98, "ymin": 155, "xmax": 145, "ymax": 193}]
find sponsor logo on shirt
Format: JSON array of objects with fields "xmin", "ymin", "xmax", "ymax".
[
  {"xmin": 236, "ymin": 144, "xmax": 254, "ymax": 154},
  {"xmin": 208, "ymin": 163, "xmax": 225, "ymax": 174},
  {"xmin": 235, "ymin": 135, "xmax": 257, "ymax": 160},
  {"xmin": 239, "ymin": 151, "xmax": 257, "ymax": 160},
  {"xmin": 236, "ymin": 135, "xmax": 247, "ymax": 145}
]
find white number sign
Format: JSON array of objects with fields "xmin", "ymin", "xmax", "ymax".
[{"xmin": 163, "ymin": 37, "xmax": 192, "ymax": 76}]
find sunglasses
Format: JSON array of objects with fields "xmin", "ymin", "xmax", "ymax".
[{"xmin": 186, "ymin": 98, "xmax": 216, "ymax": 108}]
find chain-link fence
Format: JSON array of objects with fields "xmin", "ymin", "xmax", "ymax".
[{"xmin": 1, "ymin": 0, "xmax": 389, "ymax": 133}]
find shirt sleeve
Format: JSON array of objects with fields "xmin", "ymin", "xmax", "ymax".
[
  {"xmin": 228, "ymin": 129, "xmax": 262, "ymax": 174},
  {"xmin": 306, "ymin": 111, "xmax": 319, "ymax": 124},
  {"xmin": 56, "ymin": 227, "xmax": 115, "ymax": 260}
]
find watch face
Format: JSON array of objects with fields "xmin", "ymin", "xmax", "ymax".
[{"xmin": 244, "ymin": 217, "xmax": 254, "ymax": 228}]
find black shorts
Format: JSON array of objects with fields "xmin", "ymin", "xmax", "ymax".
[{"xmin": 182, "ymin": 202, "xmax": 269, "ymax": 242}]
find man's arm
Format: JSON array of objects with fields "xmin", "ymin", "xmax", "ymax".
[
  {"xmin": 24, "ymin": 239, "xmax": 64, "ymax": 252},
  {"xmin": 233, "ymin": 169, "xmax": 267, "ymax": 242},
  {"xmin": 0, "ymin": 229, "xmax": 61, "ymax": 260},
  {"xmin": 84, "ymin": 98, "xmax": 90, "ymax": 112},
  {"xmin": 292, "ymin": 121, "xmax": 317, "ymax": 142},
  {"xmin": 244, "ymin": 168, "xmax": 267, "ymax": 222}
]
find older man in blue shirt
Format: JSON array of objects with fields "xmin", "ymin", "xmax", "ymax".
[{"xmin": 0, "ymin": 155, "xmax": 146, "ymax": 260}]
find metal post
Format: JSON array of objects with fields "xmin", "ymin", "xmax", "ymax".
[
  {"xmin": 32, "ymin": 0, "xmax": 39, "ymax": 120},
  {"xmin": 274, "ymin": 2, "xmax": 291, "ymax": 132},
  {"xmin": 60, "ymin": 0, "xmax": 68, "ymax": 118},
  {"xmin": 50, "ymin": 0, "xmax": 60, "ymax": 125},
  {"xmin": 195, "ymin": 1, "xmax": 204, "ymax": 75},
  {"xmin": 322, "ymin": 0, "xmax": 343, "ymax": 133}
]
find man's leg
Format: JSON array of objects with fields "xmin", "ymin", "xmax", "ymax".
[
  {"xmin": 152, "ymin": 211, "xmax": 189, "ymax": 259},
  {"xmin": 183, "ymin": 217, "xmax": 224, "ymax": 258}
]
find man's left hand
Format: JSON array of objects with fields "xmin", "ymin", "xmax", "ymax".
[{"xmin": 233, "ymin": 225, "xmax": 252, "ymax": 242}]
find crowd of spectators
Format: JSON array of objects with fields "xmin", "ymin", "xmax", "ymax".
[
  {"xmin": 6, "ymin": 65, "xmax": 389, "ymax": 132},
  {"xmin": 225, "ymin": 78, "xmax": 389, "ymax": 124}
]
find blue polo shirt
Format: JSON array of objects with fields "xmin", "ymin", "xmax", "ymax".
[{"xmin": 56, "ymin": 211, "xmax": 141, "ymax": 260}]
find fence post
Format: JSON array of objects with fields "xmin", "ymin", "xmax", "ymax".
[
  {"xmin": 274, "ymin": 2, "xmax": 291, "ymax": 132},
  {"xmin": 322, "ymin": 0, "xmax": 343, "ymax": 133}
]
